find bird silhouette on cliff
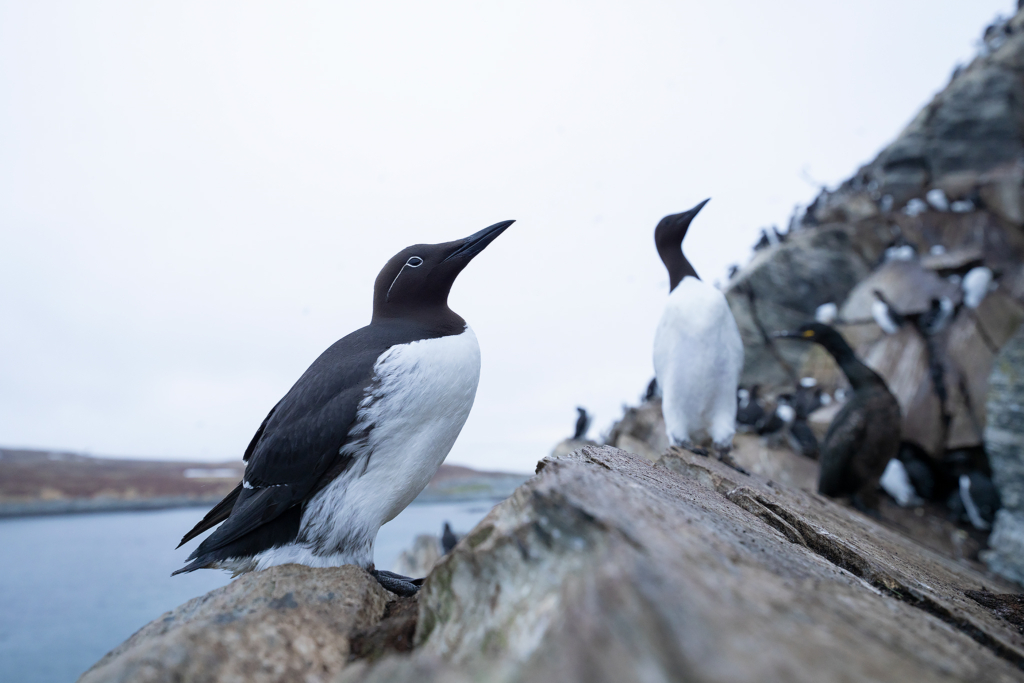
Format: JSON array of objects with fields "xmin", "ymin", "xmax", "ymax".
[{"xmin": 775, "ymin": 323, "xmax": 901, "ymax": 511}]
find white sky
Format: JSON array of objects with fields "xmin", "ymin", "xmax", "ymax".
[{"xmin": 0, "ymin": 0, "xmax": 1012, "ymax": 472}]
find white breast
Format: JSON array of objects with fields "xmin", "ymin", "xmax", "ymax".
[
  {"xmin": 653, "ymin": 277, "xmax": 743, "ymax": 449},
  {"xmin": 254, "ymin": 326, "xmax": 481, "ymax": 571}
]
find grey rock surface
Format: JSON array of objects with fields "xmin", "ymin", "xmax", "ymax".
[
  {"xmin": 603, "ymin": 398, "xmax": 669, "ymax": 461},
  {"xmin": 392, "ymin": 534, "xmax": 443, "ymax": 578},
  {"xmin": 984, "ymin": 323, "xmax": 1024, "ymax": 584},
  {"xmin": 724, "ymin": 225, "xmax": 880, "ymax": 388},
  {"xmin": 79, "ymin": 564, "xmax": 391, "ymax": 683},
  {"xmin": 346, "ymin": 445, "xmax": 1024, "ymax": 683}
]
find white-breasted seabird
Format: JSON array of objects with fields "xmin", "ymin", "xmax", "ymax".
[
  {"xmin": 962, "ymin": 266, "xmax": 993, "ymax": 309},
  {"xmin": 173, "ymin": 220, "xmax": 514, "ymax": 596},
  {"xmin": 652, "ymin": 199, "xmax": 744, "ymax": 460}
]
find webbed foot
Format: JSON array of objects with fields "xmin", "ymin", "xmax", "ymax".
[
  {"xmin": 370, "ymin": 569, "xmax": 424, "ymax": 597},
  {"xmin": 714, "ymin": 447, "xmax": 750, "ymax": 475}
]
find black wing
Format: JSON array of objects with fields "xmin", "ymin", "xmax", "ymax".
[
  {"xmin": 818, "ymin": 403, "xmax": 867, "ymax": 496},
  {"xmin": 176, "ymin": 319, "xmax": 440, "ymax": 572}
]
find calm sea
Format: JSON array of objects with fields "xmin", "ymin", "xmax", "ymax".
[{"xmin": 0, "ymin": 501, "xmax": 495, "ymax": 683}]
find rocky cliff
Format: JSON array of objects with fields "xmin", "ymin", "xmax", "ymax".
[
  {"xmin": 718, "ymin": 8, "xmax": 1024, "ymax": 586},
  {"xmin": 82, "ymin": 446, "xmax": 1024, "ymax": 682}
]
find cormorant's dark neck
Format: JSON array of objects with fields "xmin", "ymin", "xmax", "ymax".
[
  {"xmin": 658, "ymin": 243, "xmax": 699, "ymax": 292},
  {"xmin": 821, "ymin": 338, "xmax": 885, "ymax": 391}
]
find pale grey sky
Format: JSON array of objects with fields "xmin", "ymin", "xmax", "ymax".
[{"xmin": 0, "ymin": 0, "xmax": 1012, "ymax": 472}]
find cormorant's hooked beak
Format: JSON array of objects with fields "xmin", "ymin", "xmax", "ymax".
[{"xmin": 442, "ymin": 220, "xmax": 515, "ymax": 263}]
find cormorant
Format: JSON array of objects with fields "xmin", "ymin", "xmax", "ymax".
[{"xmin": 775, "ymin": 323, "xmax": 901, "ymax": 511}]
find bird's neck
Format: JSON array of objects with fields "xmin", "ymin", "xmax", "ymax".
[
  {"xmin": 826, "ymin": 342, "xmax": 884, "ymax": 391},
  {"xmin": 658, "ymin": 241, "xmax": 699, "ymax": 292},
  {"xmin": 370, "ymin": 306, "xmax": 467, "ymax": 338}
]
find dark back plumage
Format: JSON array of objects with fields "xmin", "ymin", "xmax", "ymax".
[
  {"xmin": 776, "ymin": 323, "xmax": 901, "ymax": 508},
  {"xmin": 173, "ymin": 221, "xmax": 513, "ymax": 576}
]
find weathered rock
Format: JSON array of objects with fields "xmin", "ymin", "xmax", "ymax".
[
  {"xmin": 603, "ymin": 398, "xmax": 669, "ymax": 461},
  {"xmin": 983, "ymin": 323, "xmax": 1024, "ymax": 585},
  {"xmin": 79, "ymin": 564, "xmax": 391, "ymax": 683},
  {"xmin": 724, "ymin": 225, "xmax": 881, "ymax": 388},
  {"xmin": 839, "ymin": 259, "xmax": 961, "ymax": 321},
  {"xmin": 347, "ymin": 446, "xmax": 1024, "ymax": 682},
  {"xmin": 392, "ymin": 534, "xmax": 443, "ymax": 578},
  {"xmin": 549, "ymin": 438, "xmax": 599, "ymax": 460}
]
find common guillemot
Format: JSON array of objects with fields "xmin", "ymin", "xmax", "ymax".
[
  {"xmin": 173, "ymin": 220, "xmax": 514, "ymax": 596},
  {"xmin": 573, "ymin": 407, "xmax": 592, "ymax": 440},
  {"xmin": 652, "ymin": 199, "xmax": 744, "ymax": 460},
  {"xmin": 776, "ymin": 323, "xmax": 901, "ymax": 511}
]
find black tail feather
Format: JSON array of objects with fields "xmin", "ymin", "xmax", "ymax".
[{"xmin": 176, "ymin": 482, "xmax": 244, "ymax": 548}]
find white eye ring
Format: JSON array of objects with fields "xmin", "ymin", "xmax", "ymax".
[{"xmin": 387, "ymin": 256, "xmax": 425, "ymax": 302}]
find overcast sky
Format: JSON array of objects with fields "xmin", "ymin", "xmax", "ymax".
[{"xmin": 0, "ymin": 0, "xmax": 1012, "ymax": 473}]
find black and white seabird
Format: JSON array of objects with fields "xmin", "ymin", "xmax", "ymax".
[
  {"xmin": 652, "ymin": 199, "xmax": 744, "ymax": 457},
  {"xmin": 173, "ymin": 220, "xmax": 514, "ymax": 596},
  {"xmin": 572, "ymin": 407, "xmax": 591, "ymax": 441},
  {"xmin": 441, "ymin": 522, "xmax": 459, "ymax": 555},
  {"xmin": 736, "ymin": 386, "xmax": 766, "ymax": 431},
  {"xmin": 775, "ymin": 323, "xmax": 901, "ymax": 511}
]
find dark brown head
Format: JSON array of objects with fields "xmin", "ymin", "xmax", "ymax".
[
  {"xmin": 372, "ymin": 220, "xmax": 514, "ymax": 331},
  {"xmin": 654, "ymin": 198, "xmax": 710, "ymax": 291}
]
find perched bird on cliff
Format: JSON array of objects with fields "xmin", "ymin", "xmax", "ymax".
[
  {"xmin": 871, "ymin": 290, "xmax": 903, "ymax": 334},
  {"xmin": 775, "ymin": 323, "xmax": 901, "ymax": 511},
  {"xmin": 736, "ymin": 386, "xmax": 766, "ymax": 432},
  {"xmin": 173, "ymin": 220, "xmax": 514, "ymax": 596},
  {"xmin": 441, "ymin": 522, "xmax": 460, "ymax": 554},
  {"xmin": 962, "ymin": 266, "xmax": 993, "ymax": 309},
  {"xmin": 572, "ymin": 407, "xmax": 592, "ymax": 441},
  {"xmin": 652, "ymin": 199, "xmax": 744, "ymax": 461}
]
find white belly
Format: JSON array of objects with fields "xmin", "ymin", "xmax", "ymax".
[
  {"xmin": 253, "ymin": 326, "xmax": 481, "ymax": 571},
  {"xmin": 653, "ymin": 278, "xmax": 743, "ymax": 448}
]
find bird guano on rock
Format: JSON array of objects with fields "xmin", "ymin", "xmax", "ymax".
[
  {"xmin": 173, "ymin": 220, "xmax": 514, "ymax": 597},
  {"xmin": 775, "ymin": 323, "xmax": 901, "ymax": 512},
  {"xmin": 652, "ymin": 199, "xmax": 744, "ymax": 466}
]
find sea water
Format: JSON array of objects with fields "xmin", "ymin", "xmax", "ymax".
[{"xmin": 0, "ymin": 500, "xmax": 495, "ymax": 683}]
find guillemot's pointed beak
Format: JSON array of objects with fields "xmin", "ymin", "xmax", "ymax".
[
  {"xmin": 688, "ymin": 198, "xmax": 711, "ymax": 216},
  {"xmin": 773, "ymin": 330, "xmax": 812, "ymax": 340},
  {"xmin": 441, "ymin": 219, "xmax": 515, "ymax": 263}
]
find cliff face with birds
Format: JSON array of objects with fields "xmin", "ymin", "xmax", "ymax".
[
  {"xmin": 79, "ymin": 10, "xmax": 1024, "ymax": 683},
  {"xmin": 710, "ymin": 8, "xmax": 1024, "ymax": 587}
]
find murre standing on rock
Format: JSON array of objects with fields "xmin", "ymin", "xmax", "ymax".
[
  {"xmin": 775, "ymin": 323, "xmax": 901, "ymax": 511},
  {"xmin": 172, "ymin": 220, "xmax": 514, "ymax": 596},
  {"xmin": 573, "ymin": 407, "xmax": 592, "ymax": 441},
  {"xmin": 652, "ymin": 199, "xmax": 744, "ymax": 464}
]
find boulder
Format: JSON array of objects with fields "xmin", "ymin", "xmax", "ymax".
[
  {"xmin": 724, "ymin": 225, "xmax": 881, "ymax": 388},
  {"xmin": 603, "ymin": 398, "xmax": 669, "ymax": 461},
  {"xmin": 78, "ymin": 564, "xmax": 391, "ymax": 683},
  {"xmin": 347, "ymin": 446, "xmax": 1024, "ymax": 682},
  {"xmin": 392, "ymin": 534, "xmax": 443, "ymax": 578},
  {"xmin": 983, "ymin": 323, "xmax": 1024, "ymax": 585}
]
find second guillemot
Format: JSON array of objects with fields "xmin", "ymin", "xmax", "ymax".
[
  {"xmin": 652, "ymin": 199, "xmax": 744, "ymax": 461},
  {"xmin": 173, "ymin": 219, "xmax": 513, "ymax": 596}
]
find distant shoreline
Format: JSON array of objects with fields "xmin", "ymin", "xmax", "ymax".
[
  {"xmin": 0, "ymin": 486, "xmax": 523, "ymax": 519},
  {"xmin": 0, "ymin": 446, "xmax": 530, "ymax": 519}
]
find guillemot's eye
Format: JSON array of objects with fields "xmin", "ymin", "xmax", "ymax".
[{"xmin": 406, "ymin": 256, "xmax": 423, "ymax": 267}]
